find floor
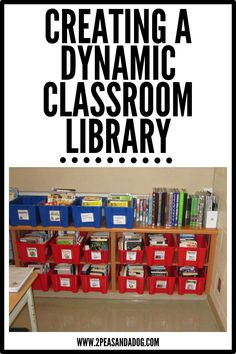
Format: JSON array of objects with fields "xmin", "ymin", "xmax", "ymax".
[{"xmin": 11, "ymin": 296, "xmax": 223, "ymax": 332}]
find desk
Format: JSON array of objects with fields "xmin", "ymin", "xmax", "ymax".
[{"xmin": 9, "ymin": 271, "xmax": 38, "ymax": 331}]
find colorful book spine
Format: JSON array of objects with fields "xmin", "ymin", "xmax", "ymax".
[
  {"xmin": 148, "ymin": 195, "xmax": 152, "ymax": 225},
  {"xmin": 178, "ymin": 190, "xmax": 185, "ymax": 227}
]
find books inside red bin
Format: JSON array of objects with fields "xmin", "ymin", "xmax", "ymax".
[
  {"xmin": 118, "ymin": 265, "xmax": 146, "ymax": 294},
  {"xmin": 51, "ymin": 231, "xmax": 85, "ymax": 264},
  {"xmin": 147, "ymin": 266, "xmax": 176, "ymax": 295},
  {"xmin": 177, "ymin": 234, "xmax": 207, "ymax": 267},
  {"xmin": 51, "ymin": 264, "xmax": 80, "ymax": 293},
  {"xmin": 177, "ymin": 266, "xmax": 206, "ymax": 295},
  {"xmin": 145, "ymin": 233, "xmax": 175, "ymax": 266},
  {"xmin": 80, "ymin": 264, "xmax": 110, "ymax": 293},
  {"xmin": 83, "ymin": 232, "xmax": 109, "ymax": 264},
  {"xmin": 16, "ymin": 231, "xmax": 54, "ymax": 263},
  {"xmin": 28, "ymin": 263, "xmax": 51, "ymax": 291},
  {"xmin": 118, "ymin": 232, "xmax": 144, "ymax": 264}
]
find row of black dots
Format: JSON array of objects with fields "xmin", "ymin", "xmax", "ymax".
[{"xmin": 60, "ymin": 157, "xmax": 172, "ymax": 164}]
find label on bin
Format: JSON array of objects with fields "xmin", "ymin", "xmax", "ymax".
[
  {"xmin": 186, "ymin": 250, "xmax": 197, "ymax": 261},
  {"xmin": 126, "ymin": 279, "xmax": 137, "ymax": 289},
  {"xmin": 156, "ymin": 280, "xmax": 167, "ymax": 289},
  {"xmin": 18, "ymin": 209, "xmax": 29, "ymax": 220},
  {"xmin": 81, "ymin": 213, "xmax": 94, "ymax": 222},
  {"xmin": 91, "ymin": 251, "xmax": 102, "ymax": 260},
  {"xmin": 26, "ymin": 247, "xmax": 38, "ymax": 258},
  {"xmin": 90, "ymin": 278, "xmax": 100, "ymax": 288},
  {"xmin": 60, "ymin": 278, "xmax": 71, "ymax": 287},
  {"xmin": 113, "ymin": 215, "xmax": 126, "ymax": 225},
  {"xmin": 61, "ymin": 249, "xmax": 72, "ymax": 260},
  {"xmin": 49, "ymin": 210, "xmax": 60, "ymax": 222},
  {"xmin": 185, "ymin": 280, "xmax": 197, "ymax": 290},
  {"xmin": 154, "ymin": 250, "xmax": 165, "ymax": 260},
  {"xmin": 126, "ymin": 252, "xmax": 136, "ymax": 261}
]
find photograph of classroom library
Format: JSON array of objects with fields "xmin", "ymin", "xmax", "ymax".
[{"xmin": 8, "ymin": 167, "xmax": 227, "ymax": 332}]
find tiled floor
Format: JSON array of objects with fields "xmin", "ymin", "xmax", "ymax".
[{"xmin": 11, "ymin": 297, "xmax": 223, "ymax": 332}]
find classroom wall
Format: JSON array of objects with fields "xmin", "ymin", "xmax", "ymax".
[
  {"xmin": 210, "ymin": 168, "xmax": 227, "ymax": 330},
  {"xmin": 9, "ymin": 167, "xmax": 215, "ymax": 194}
]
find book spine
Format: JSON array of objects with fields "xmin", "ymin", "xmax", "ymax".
[
  {"xmin": 178, "ymin": 191, "xmax": 184, "ymax": 227},
  {"xmin": 157, "ymin": 189, "xmax": 162, "ymax": 227},
  {"xmin": 171, "ymin": 191, "xmax": 176, "ymax": 226},
  {"xmin": 151, "ymin": 188, "xmax": 156, "ymax": 226},
  {"xmin": 148, "ymin": 195, "xmax": 152, "ymax": 225},
  {"xmin": 174, "ymin": 190, "xmax": 179, "ymax": 227},
  {"xmin": 136, "ymin": 197, "xmax": 140, "ymax": 223}
]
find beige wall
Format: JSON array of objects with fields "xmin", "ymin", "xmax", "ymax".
[
  {"xmin": 9, "ymin": 167, "xmax": 215, "ymax": 194},
  {"xmin": 210, "ymin": 168, "xmax": 227, "ymax": 330}
]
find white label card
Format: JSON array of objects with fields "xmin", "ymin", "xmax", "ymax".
[
  {"xmin": 186, "ymin": 250, "xmax": 197, "ymax": 261},
  {"xmin": 90, "ymin": 278, "xmax": 100, "ymax": 288},
  {"xmin": 185, "ymin": 280, "xmax": 197, "ymax": 290},
  {"xmin": 60, "ymin": 278, "xmax": 71, "ymax": 287},
  {"xmin": 81, "ymin": 213, "xmax": 94, "ymax": 222},
  {"xmin": 156, "ymin": 280, "xmax": 167, "ymax": 289},
  {"xmin": 26, "ymin": 247, "xmax": 38, "ymax": 258},
  {"xmin": 154, "ymin": 250, "xmax": 165, "ymax": 260},
  {"xmin": 49, "ymin": 210, "xmax": 60, "ymax": 221},
  {"xmin": 113, "ymin": 215, "xmax": 126, "ymax": 225},
  {"xmin": 61, "ymin": 249, "xmax": 72, "ymax": 259},
  {"xmin": 126, "ymin": 251, "xmax": 136, "ymax": 261},
  {"xmin": 91, "ymin": 251, "xmax": 102, "ymax": 260},
  {"xmin": 18, "ymin": 209, "xmax": 29, "ymax": 220},
  {"xmin": 126, "ymin": 279, "xmax": 137, "ymax": 289}
]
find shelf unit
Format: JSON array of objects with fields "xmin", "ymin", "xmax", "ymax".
[{"xmin": 9, "ymin": 222, "xmax": 218, "ymax": 294}]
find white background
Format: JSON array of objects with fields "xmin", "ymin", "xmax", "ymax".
[
  {"xmin": 5, "ymin": 4, "xmax": 231, "ymax": 167},
  {"xmin": 4, "ymin": 4, "xmax": 232, "ymax": 350}
]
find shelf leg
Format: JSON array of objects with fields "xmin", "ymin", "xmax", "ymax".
[
  {"xmin": 205, "ymin": 234, "xmax": 217, "ymax": 293},
  {"xmin": 110, "ymin": 232, "xmax": 116, "ymax": 292}
]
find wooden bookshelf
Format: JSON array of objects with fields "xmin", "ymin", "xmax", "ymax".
[{"xmin": 9, "ymin": 224, "xmax": 218, "ymax": 295}]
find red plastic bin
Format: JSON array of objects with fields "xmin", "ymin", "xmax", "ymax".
[
  {"xmin": 50, "ymin": 267, "xmax": 80, "ymax": 293},
  {"xmin": 80, "ymin": 273, "xmax": 110, "ymax": 294},
  {"xmin": 147, "ymin": 266, "xmax": 176, "ymax": 295},
  {"xmin": 118, "ymin": 249, "xmax": 144, "ymax": 264},
  {"xmin": 177, "ymin": 269, "xmax": 206, "ymax": 295},
  {"xmin": 51, "ymin": 238, "xmax": 85, "ymax": 264},
  {"xmin": 83, "ymin": 248, "xmax": 109, "ymax": 264},
  {"xmin": 177, "ymin": 235, "xmax": 207, "ymax": 267},
  {"xmin": 32, "ymin": 270, "xmax": 52, "ymax": 291},
  {"xmin": 145, "ymin": 234, "xmax": 175, "ymax": 266},
  {"xmin": 16, "ymin": 237, "xmax": 53, "ymax": 263},
  {"xmin": 117, "ymin": 266, "xmax": 146, "ymax": 294}
]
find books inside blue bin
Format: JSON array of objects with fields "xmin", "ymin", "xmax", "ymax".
[
  {"xmin": 71, "ymin": 197, "xmax": 106, "ymax": 227},
  {"xmin": 38, "ymin": 204, "xmax": 72, "ymax": 227},
  {"xmin": 9, "ymin": 196, "xmax": 47, "ymax": 226}
]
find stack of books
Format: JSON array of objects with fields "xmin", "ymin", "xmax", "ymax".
[
  {"xmin": 179, "ymin": 234, "xmax": 197, "ymax": 248},
  {"xmin": 19, "ymin": 231, "xmax": 53, "ymax": 244},
  {"xmin": 149, "ymin": 265, "xmax": 168, "ymax": 277},
  {"xmin": 81, "ymin": 196, "xmax": 103, "ymax": 206},
  {"xmin": 178, "ymin": 266, "xmax": 198, "ymax": 277},
  {"xmin": 118, "ymin": 232, "xmax": 143, "ymax": 251},
  {"xmin": 54, "ymin": 264, "xmax": 76, "ymax": 275},
  {"xmin": 46, "ymin": 188, "xmax": 76, "ymax": 206},
  {"xmin": 81, "ymin": 264, "xmax": 110, "ymax": 276},
  {"xmin": 147, "ymin": 234, "xmax": 168, "ymax": 246},
  {"xmin": 119, "ymin": 265, "xmax": 145, "ymax": 277},
  {"xmin": 84, "ymin": 232, "xmax": 109, "ymax": 251},
  {"xmin": 56, "ymin": 231, "xmax": 84, "ymax": 245},
  {"xmin": 107, "ymin": 193, "xmax": 133, "ymax": 207}
]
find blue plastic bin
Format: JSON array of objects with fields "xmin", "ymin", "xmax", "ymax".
[
  {"xmin": 71, "ymin": 197, "xmax": 105, "ymax": 227},
  {"xmin": 9, "ymin": 196, "xmax": 47, "ymax": 226},
  {"xmin": 38, "ymin": 204, "xmax": 72, "ymax": 227},
  {"xmin": 104, "ymin": 205, "xmax": 134, "ymax": 228}
]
